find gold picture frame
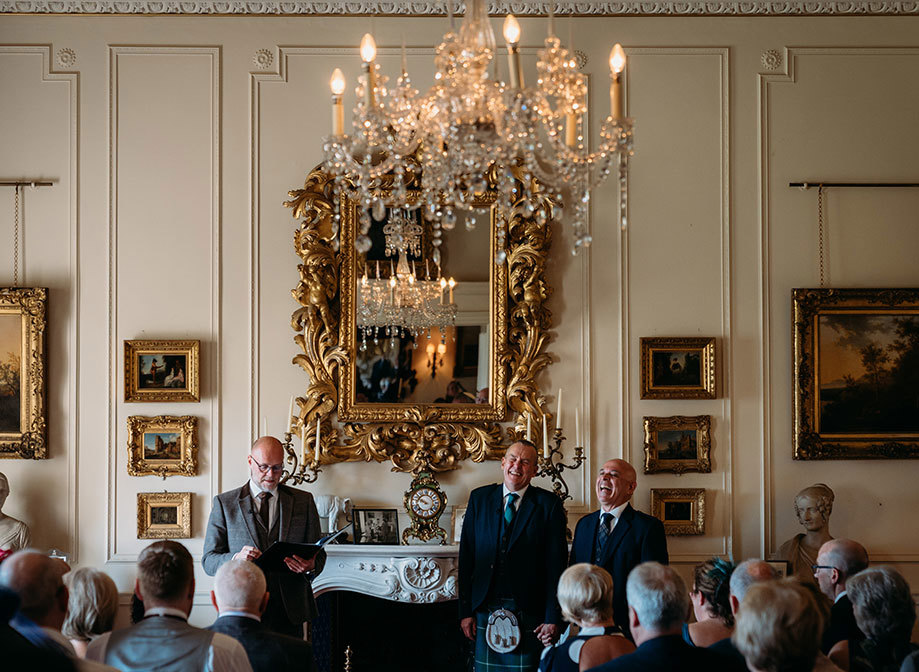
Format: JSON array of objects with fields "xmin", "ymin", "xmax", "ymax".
[
  {"xmin": 650, "ymin": 488, "xmax": 705, "ymax": 536},
  {"xmin": 0, "ymin": 287, "xmax": 47, "ymax": 459},
  {"xmin": 137, "ymin": 491, "xmax": 192, "ymax": 539},
  {"xmin": 127, "ymin": 415, "xmax": 199, "ymax": 478},
  {"xmin": 643, "ymin": 415, "xmax": 712, "ymax": 474},
  {"xmin": 124, "ymin": 339, "xmax": 200, "ymax": 403},
  {"xmin": 792, "ymin": 288, "xmax": 919, "ymax": 460},
  {"xmin": 640, "ymin": 337, "xmax": 716, "ymax": 399}
]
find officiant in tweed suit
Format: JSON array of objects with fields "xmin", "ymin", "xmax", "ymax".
[{"xmin": 203, "ymin": 436, "xmax": 326, "ymax": 638}]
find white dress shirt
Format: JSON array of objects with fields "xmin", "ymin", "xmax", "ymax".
[
  {"xmin": 502, "ymin": 484, "xmax": 529, "ymax": 514},
  {"xmin": 249, "ymin": 479, "xmax": 279, "ymax": 529},
  {"xmin": 599, "ymin": 501, "xmax": 629, "ymax": 532}
]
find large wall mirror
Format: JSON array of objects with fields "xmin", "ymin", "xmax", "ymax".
[{"xmin": 285, "ymin": 163, "xmax": 554, "ymax": 476}]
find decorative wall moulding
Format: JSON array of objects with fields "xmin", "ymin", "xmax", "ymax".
[{"xmin": 3, "ymin": 1, "xmax": 918, "ymax": 15}]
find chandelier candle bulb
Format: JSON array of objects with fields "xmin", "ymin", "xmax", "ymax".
[
  {"xmin": 556, "ymin": 388, "xmax": 563, "ymax": 429},
  {"xmin": 300, "ymin": 423, "xmax": 307, "ymax": 462},
  {"xmin": 448, "ymin": 277, "xmax": 456, "ymax": 304},
  {"xmin": 527, "ymin": 413, "xmax": 532, "ymax": 441},
  {"xmin": 439, "ymin": 277, "xmax": 447, "ymax": 305},
  {"xmin": 287, "ymin": 395, "xmax": 296, "ymax": 433},
  {"xmin": 315, "ymin": 416, "xmax": 321, "ymax": 453},
  {"xmin": 503, "ymin": 15, "xmax": 524, "ymax": 90},
  {"xmin": 360, "ymin": 33, "xmax": 377, "ymax": 107},
  {"xmin": 575, "ymin": 408, "xmax": 581, "ymax": 446},
  {"xmin": 542, "ymin": 413, "xmax": 550, "ymax": 458},
  {"xmin": 565, "ymin": 113, "xmax": 577, "ymax": 147},
  {"xmin": 330, "ymin": 68, "xmax": 346, "ymax": 136},
  {"xmin": 609, "ymin": 44, "xmax": 626, "ymax": 120}
]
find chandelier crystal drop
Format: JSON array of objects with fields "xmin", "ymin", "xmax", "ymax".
[{"xmin": 322, "ymin": 0, "xmax": 633, "ymax": 259}]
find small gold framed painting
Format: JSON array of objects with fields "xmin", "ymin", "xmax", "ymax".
[
  {"xmin": 137, "ymin": 492, "xmax": 192, "ymax": 539},
  {"xmin": 643, "ymin": 415, "xmax": 712, "ymax": 475},
  {"xmin": 650, "ymin": 488, "xmax": 705, "ymax": 536},
  {"xmin": 127, "ymin": 415, "xmax": 198, "ymax": 478},
  {"xmin": 0, "ymin": 287, "xmax": 47, "ymax": 459},
  {"xmin": 639, "ymin": 337, "xmax": 716, "ymax": 399},
  {"xmin": 124, "ymin": 339, "xmax": 200, "ymax": 403}
]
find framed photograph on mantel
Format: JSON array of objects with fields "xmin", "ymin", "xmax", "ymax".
[
  {"xmin": 137, "ymin": 491, "xmax": 192, "ymax": 539},
  {"xmin": 650, "ymin": 488, "xmax": 705, "ymax": 536},
  {"xmin": 0, "ymin": 287, "xmax": 47, "ymax": 459},
  {"xmin": 640, "ymin": 337, "xmax": 716, "ymax": 399},
  {"xmin": 353, "ymin": 508, "xmax": 400, "ymax": 545},
  {"xmin": 127, "ymin": 415, "xmax": 199, "ymax": 478},
  {"xmin": 792, "ymin": 288, "xmax": 919, "ymax": 460},
  {"xmin": 124, "ymin": 339, "xmax": 199, "ymax": 403},
  {"xmin": 643, "ymin": 415, "xmax": 712, "ymax": 475}
]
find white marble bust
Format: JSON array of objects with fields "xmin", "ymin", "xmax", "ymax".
[{"xmin": 0, "ymin": 472, "xmax": 31, "ymax": 551}]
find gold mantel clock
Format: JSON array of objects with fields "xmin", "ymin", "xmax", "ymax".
[{"xmin": 402, "ymin": 471, "xmax": 448, "ymax": 545}]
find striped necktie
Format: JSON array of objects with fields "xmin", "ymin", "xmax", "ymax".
[
  {"xmin": 504, "ymin": 492, "xmax": 519, "ymax": 526},
  {"xmin": 596, "ymin": 512, "xmax": 613, "ymax": 557}
]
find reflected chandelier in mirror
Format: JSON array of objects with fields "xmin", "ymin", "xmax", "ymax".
[{"xmin": 284, "ymin": 162, "xmax": 555, "ymax": 479}]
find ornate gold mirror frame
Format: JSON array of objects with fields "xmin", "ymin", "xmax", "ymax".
[{"xmin": 284, "ymin": 163, "xmax": 554, "ymax": 479}]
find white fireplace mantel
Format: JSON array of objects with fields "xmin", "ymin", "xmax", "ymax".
[{"xmin": 314, "ymin": 544, "xmax": 459, "ymax": 604}]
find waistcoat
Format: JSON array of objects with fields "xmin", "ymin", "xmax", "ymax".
[{"xmin": 104, "ymin": 615, "xmax": 214, "ymax": 672}]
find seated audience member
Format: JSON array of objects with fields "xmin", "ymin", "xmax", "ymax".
[
  {"xmin": 814, "ymin": 539, "xmax": 868, "ymax": 653},
  {"xmin": 539, "ymin": 564, "xmax": 635, "ymax": 672},
  {"xmin": 707, "ymin": 558, "xmax": 780, "ymax": 666},
  {"xmin": 795, "ymin": 580, "xmax": 845, "ymax": 672},
  {"xmin": 86, "ymin": 540, "xmax": 253, "ymax": 672},
  {"xmin": 62, "ymin": 568, "xmax": 119, "ymax": 658},
  {"xmin": 684, "ymin": 557, "xmax": 735, "ymax": 647},
  {"xmin": 733, "ymin": 579, "xmax": 825, "ymax": 672},
  {"xmin": 1, "ymin": 584, "xmax": 76, "ymax": 672},
  {"xmin": 0, "ymin": 550, "xmax": 116, "ymax": 672},
  {"xmin": 829, "ymin": 566, "xmax": 917, "ymax": 672},
  {"xmin": 209, "ymin": 559, "xmax": 317, "ymax": 672},
  {"xmin": 585, "ymin": 561, "xmax": 733, "ymax": 672}
]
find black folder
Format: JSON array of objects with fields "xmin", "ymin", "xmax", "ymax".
[{"xmin": 253, "ymin": 526, "xmax": 350, "ymax": 573}]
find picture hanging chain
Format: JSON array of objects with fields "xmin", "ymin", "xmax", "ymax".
[
  {"xmin": 13, "ymin": 185, "xmax": 21, "ymax": 287},
  {"xmin": 817, "ymin": 184, "xmax": 826, "ymax": 288}
]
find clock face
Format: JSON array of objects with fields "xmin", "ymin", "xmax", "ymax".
[{"xmin": 410, "ymin": 487, "xmax": 443, "ymax": 519}]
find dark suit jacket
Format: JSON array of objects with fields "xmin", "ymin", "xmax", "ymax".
[
  {"xmin": 208, "ymin": 615, "xmax": 317, "ymax": 672},
  {"xmin": 458, "ymin": 483, "xmax": 568, "ymax": 625},
  {"xmin": 586, "ymin": 634, "xmax": 732, "ymax": 672},
  {"xmin": 569, "ymin": 504, "xmax": 668, "ymax": 630},
  {"xmin": 821, "ymin": 593, "xmax": 862, "ymax": 653},
  {"xmin": 707, "ymin": 636, "xmax": 749, "ymax": 672},
  {"xmin": 202, "ymin": 483, "xmax": 326, "ymax": 624}
]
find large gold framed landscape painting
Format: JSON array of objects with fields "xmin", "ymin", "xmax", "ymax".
[
  {"xmin": 793, "ymin": 288, "xmax": 919, "ymax": 460},
  {"xmin": 0, "ymin": 288, "xmax": 47, "ymax": 459}
]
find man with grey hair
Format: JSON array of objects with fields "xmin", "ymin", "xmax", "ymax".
[
  {"xmin": 585, "ymin": 562, "xmax": 733, "ymax": 671},
  {"xmin": 87, "ymin": 540, "xmax": 252, "ymax": 672},
  {"xmin": 208, "ymin": 559, "xmax": 316, "ymax": 672},
  {"xmin": 0, "ymin": 550, "xmax": 117, "ymax": 671},
  {"xmin": 706, "ymin": 558, "xmax": 779, "ymax": 667},
  {"xmin": 813, "ymin": 538, "xmax": 868, "ymax": 653}
]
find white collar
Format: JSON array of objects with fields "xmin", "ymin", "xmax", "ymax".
[
  {"xmin": 578, "ymin": 625, "xmax": 607, "ymax": 636},
  {"xmin": 600, "ymin": 501, "xmax": 629, "ymax": 518},
  {"xmin": 218, "ymin": 610, "xmax": 261, "ymax": 622},
  {"xmin": 143, "ymin": 606, "xmax": 189, "ymax": 620},
  {"xmin": 503, "ymin": 484, "xmax": 529, "ymax": 502},
  {"xmin": 835, "ymin": 590, "xmax": 847, "ymax": 603},
  {"xmin": 249, "ymin": 479, "xmax": 277, "ymax": 498}
]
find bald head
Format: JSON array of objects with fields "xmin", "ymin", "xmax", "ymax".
[
  {"xmin": 815, "ymin": 539, "xmax": 868, "ymax": 599},
  {"xmin": 213, "ymin": 559, "xmax": 268, "ymax": 615},
  {"xmin": 0, "ymin": 550, "xmax": 69, "ymax": 628},
  {"xmin": 596, "ymin": 459, "xmax": 637, "ymax": 510},
  {"xmin": 729, "ymin": 559, "xmax": 778, "ymax": 615},
  {"xmin": 248, "ymin": 437, "xmax": 285, "ymax": 491}
]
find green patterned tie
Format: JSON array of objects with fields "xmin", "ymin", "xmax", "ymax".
[{"xmin": 504, "ymin": 492, "xmax": 519, "ymax": 526}]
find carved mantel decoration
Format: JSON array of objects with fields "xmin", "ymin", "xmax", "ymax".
[{"xmin": 283, "ymin": 161, "xmax": 555, "ymax": 481}]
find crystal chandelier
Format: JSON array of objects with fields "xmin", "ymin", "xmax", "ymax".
[
  {"xmin": 356, "ymin": 208, "xmax": 457, "ymax": 350},
  {"xmin": 323, "ymin": 0, "xmax": 633, "ymax": 261}
]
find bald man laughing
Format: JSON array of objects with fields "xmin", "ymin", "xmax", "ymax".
[{"xmin": 569, "ymin": 459, "xmax": 668, "ymax": 639}]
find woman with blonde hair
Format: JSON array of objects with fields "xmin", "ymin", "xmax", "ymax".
[
  {"xmin": 62, "ymin": 567, "xmax": 119, "ymax": 658},
  {"xmin": 539, "ymin": 563, "xmax": 635, "ymax": 672}
]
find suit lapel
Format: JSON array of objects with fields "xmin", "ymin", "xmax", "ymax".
[
  {"xmin": 598, "ymin": 503, "xmax": 634, "ymax": 566},
  {"xmin": 278, "ymin": 485, "xmax": 293, "ymax": 542},
  {"xmin": 579, "ymin": 510, "xmax": 600, "ymax": 560},
  {"xmin": 506, "ymin": 488, "xmax": 537, "ymax": 549},
  {"xmin": 236, "ymin": 484, "xmax": 260, "ymax": 548}
]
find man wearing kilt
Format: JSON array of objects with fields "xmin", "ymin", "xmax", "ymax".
[{"xmin": 459, "ymin": 440, "xmax": 569, "ymax": 671}]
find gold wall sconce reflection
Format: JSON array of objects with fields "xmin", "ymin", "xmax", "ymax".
[{"xmin": 426, "ymin": 342, "xmax": 447, "ymax": 379}]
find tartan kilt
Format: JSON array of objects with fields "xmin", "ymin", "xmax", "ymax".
[{"xmin": 474, "ymin": 600, "xmax": 544, "ymax": 672}]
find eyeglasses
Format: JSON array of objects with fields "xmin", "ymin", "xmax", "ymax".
[
  {"xmin": 811, "ymin": 564, "xmax": 836, "ymax": 574},
  {"xmin": 251, "ymin": 457, "xmax": 284, "ymax": 474}
]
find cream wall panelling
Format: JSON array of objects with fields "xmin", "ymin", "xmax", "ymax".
[
  {"xmin": 251, "ymin": 45, "xmax": 593, "ymax": 511},
  {"xmin": 0, "ymin": 45, "xmax": 79, "ymax": 558},
  {"xmin": 758, "ymin": 46, "xmax": 919, "ymax": 564},
  {"xmin": 107, "ymin": 46, "xmax": 221, "ymax": 563},
  {"xmin": 3, "ymin": 1, "xmax": 919, "ymax": 15},
  {"xmin": 622, "ymin": 47, "xmax": 731, "ymax": 562}
]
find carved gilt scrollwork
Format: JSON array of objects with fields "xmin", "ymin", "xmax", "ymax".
[{"xmin": 284, "ymin": 162, "xmax": 554, "ymax": 478}]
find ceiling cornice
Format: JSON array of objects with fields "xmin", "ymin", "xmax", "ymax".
[{"xmin": 3, "ymin": 0, "xmax": 918, "ymax": 15}]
